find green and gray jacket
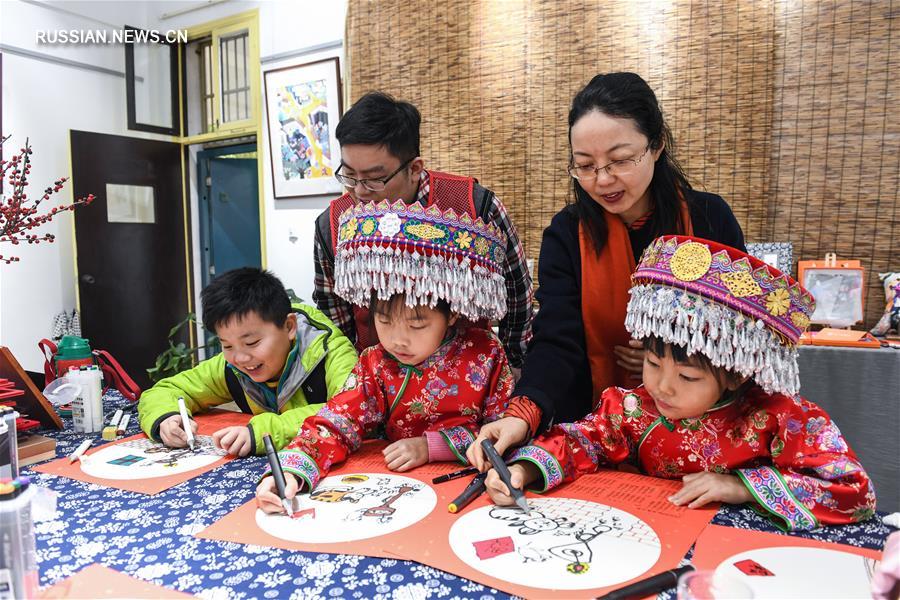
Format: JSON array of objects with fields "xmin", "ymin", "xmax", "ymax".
[{"xmin": 138, "ymin": 304, "xmax": 358, "ymax": 453}]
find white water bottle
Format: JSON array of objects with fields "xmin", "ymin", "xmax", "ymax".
[{"xmin": 67, "ymin": 366, "xmax": 103, "ymax": 433}]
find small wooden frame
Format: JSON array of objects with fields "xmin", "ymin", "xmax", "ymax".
[{"xmin": 0, "ymin": 346, "xmax": 62, "ymax": 429}]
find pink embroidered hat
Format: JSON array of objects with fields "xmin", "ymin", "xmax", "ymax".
[
  {"xmin": 334, "ymin": 199, "xmax": 508, "ymax": 321},
  {"xmin": 625, "ymin": 235, "xmax": 815, "ymax": 396}
]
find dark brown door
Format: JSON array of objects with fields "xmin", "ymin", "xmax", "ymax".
[{"xmin": 70, "ymin": 130, "xmax": 189, "ymax": 390}]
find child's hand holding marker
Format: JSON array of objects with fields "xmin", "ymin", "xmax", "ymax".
[
  {"xmin": 158, "ymin": 398, "xmax": 198, "ymax": 448},
  {"xmin": 256, "ymin": 434, "xmax": 300, "ymax": 516},
  {"xmin": 256, "ymin": 471, "xmax": 301, "ymax": 515}
]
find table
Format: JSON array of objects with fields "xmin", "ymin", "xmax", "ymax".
[
  {"xmin": 22, "ymin": 392, "xmax": 896, "ymax": 599},
  {"xmin": 798, "ymin": 344, "xmax": 900, "ymax": 512}
]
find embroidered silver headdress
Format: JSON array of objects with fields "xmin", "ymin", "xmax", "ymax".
[
  {"xmin": 625, "ymin": 236, "xmax": 815, "ymax": 396},
  {"xmin": 334, "ymin": 200, "xmax": 508, "ymax": 322}
]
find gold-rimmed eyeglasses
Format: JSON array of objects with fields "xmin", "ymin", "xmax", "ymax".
[{"xmin": 567, "ymin": 146, "xmax": 651, "ymax": 181}]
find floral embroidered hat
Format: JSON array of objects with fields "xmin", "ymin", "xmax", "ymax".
[
  {"xmin": 334, "ymin": 199, "xmax": 508, "ymax": 321},
  {"xmin": 625, "ymin": 235, "xmax": 816, "ymax": 397}
]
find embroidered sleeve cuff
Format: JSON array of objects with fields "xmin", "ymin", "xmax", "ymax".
[
  {"xmin": 423, "ymin": 431, "xmax": 457, "ymax": 462},
  {"xmin": 435, "ymin": 427, "xmax": 474, "ymax": 464},
  {"xmin": 737, "ymin": 466, "xmax": 819, "ymax": 531},
  {"xmin": 272, "ymin": 449, "xmax": 321, "ymax": 492},
  {"xmin": 508, "ymin": 445, "xmax": 564, "ymax": 492},
  {"xmin": 316, "ymin": 407, "xmax": 362, "ymax": 451}
]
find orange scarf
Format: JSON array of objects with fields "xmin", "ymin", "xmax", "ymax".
[{"xmin": 580, "ymin": 200, "xmax": 693, "ymax": 402}]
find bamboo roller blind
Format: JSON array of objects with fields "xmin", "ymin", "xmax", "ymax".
[{"xmin": 346, "ymin": 0, "xmax": 898, "ymax": 327}]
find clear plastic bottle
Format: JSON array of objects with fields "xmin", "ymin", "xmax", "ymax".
[{"xmin": 0, "ymin": 478, "xmax": 38, "ymax": 599}]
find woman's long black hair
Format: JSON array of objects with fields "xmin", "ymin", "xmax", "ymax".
[{"xmin": 569, "ymin": 72, "xmax": 694, "ymax": 256}]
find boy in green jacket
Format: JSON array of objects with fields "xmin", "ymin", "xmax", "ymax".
[{"xmin": 138, "ymin": 268, "xmax": 357, "ymax": 456}]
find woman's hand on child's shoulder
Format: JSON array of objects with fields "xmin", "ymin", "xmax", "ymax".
[
  {"xmin": 467, "ymin": 417, "xmax": 531, "ymax": 471},
  {"xmin": 159, "ymin": 414, "xmax": 198, "ymax": 448},
  {"xmin": 669, "ymin": 472, "xmax": 753, "ymax": 509},
  {"xmin": 485, "ymin": 463, "xmax": 538, "ymax": 506},
  {"xmin": 383, "ymin": 437, "xmax": 429, "ymax": 472},
  {"xmin": 212, "ymin": 425, "xmax": 253, "ymax": 457},
  {"xmin": 256, "ymin": 473, "xmax": 300, "ymax": 514}
]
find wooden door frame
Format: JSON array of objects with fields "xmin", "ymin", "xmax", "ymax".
[{"xmin": 68, "ymin": 131, "xmax": 196, "ymax": 350}]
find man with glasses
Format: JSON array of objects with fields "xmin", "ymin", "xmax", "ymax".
[{"xmin": 313, "ymin": 92, "xmax": 533, "ymax": 372}]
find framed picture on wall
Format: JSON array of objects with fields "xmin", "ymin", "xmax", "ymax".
[
  {"xmin": 264, "ymin": 56, "xmax": 344, "ymax": 198},
  {"xmin": 747, "ymin": 242, "xmax": 793, "ymax": 276}
]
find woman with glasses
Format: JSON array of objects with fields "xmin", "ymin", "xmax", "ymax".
[{"xmin": 469, "ymin": 72, "xmax": 746, "ymax": 456}]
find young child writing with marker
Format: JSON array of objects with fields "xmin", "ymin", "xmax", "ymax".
[
  {"xmin": 138, "ymin": 268, "xmax": 357, "ymax": 456},
  {"xmin": 470, "ymin": 236, "xmax": 876, "ymax": 531},
  {"xmin": 256, "ymin": 200, "xmax": 515, "ymax": 512}
]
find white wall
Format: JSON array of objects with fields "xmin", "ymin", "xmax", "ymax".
[
  {"xmin": 0, "ymin": 0, "xmax": 170, "ymax": 371},
  {"xmin": 147, "ymin": 0, "xmax": 347, "ymax": 303},
  {"xmin": 1, "ymin": 0, "xmax": 347, "ymax": 371},
  {"xmin": 258, "ymin": 1, "xmax": 346, "ymax": 304}
]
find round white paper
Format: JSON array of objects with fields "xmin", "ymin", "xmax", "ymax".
[
  {"xmin": 448, "ymin": 497, "xmax": 661, "ymax": 590},
  {"xmin": 256, "ymin": 473, "xmax": 437, "ymax": 543},
  {"xmin": 715, "ymin": 546, "xmax": 878, "ymax": 598},
  {"xmin": 80, "ymin": 435, "xmax": 224, "ymax": 480}
]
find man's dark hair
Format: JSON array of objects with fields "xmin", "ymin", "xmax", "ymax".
[
  {"xmin": 200, "ymin": 268, "xmax": 291, "ymax": 333},
  {"xmin": 336, "ymin": 91, "xmax": 421, "ymax": 161}
]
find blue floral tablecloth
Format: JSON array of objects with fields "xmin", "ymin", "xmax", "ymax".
[{"xmin": 23, "ymin": 392, "xmax": 895, "ymax": 599}]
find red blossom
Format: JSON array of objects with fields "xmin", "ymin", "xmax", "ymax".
[{"xmin": 0, "ymin": 136, "xmax": 94, "ymax": 264}]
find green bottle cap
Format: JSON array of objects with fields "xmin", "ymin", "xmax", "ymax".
[{"xmin": 56, "ymin": 335, "xmax": 92, "ymax": 360}]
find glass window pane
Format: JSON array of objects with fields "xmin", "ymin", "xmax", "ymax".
[
  {"xmin": 106, "ymin": 184, "xmax": 156, "ymax": 224},
  {"xmin": 219, "ymin": 30, "xmax": 249, "ymax": 124},
  {"xmin": 237, "ymin": 89, "xmax": 248, "ymax": 121},
  {"xmin": 230, "ymin": 38, "xmax": 238, "ymax": 95},
  {"xmin": 239, "ymin": 36, "xmax": 247, "ymax": 92},
  {"xmin": 204, "ymin": 44, "xmax": 212, "ymax": 95},
  {"xmin": 132, "ymin": 42, "xmax": 172, "ymax": 129}
]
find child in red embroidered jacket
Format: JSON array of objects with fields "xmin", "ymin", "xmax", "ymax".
[
  {"xmin": 471, "ymin": 236, "xmax": 876, "ymax": 531},
  {"xmin": 257, "ymin": 200, "xmax": 515, "ymax": 511}
]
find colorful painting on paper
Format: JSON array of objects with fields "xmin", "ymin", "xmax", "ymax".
[
  {"xmin": 275, "ymin": 79, "xmax": 333, "ymax": 182},
  {"xmin": 264, "ymin": 57, "xmax": 343, "ymax": 198}
]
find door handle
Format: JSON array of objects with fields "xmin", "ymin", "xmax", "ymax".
[{"xmin": 80, "ymin": 274, "xmax": 96, "ymax": 284}]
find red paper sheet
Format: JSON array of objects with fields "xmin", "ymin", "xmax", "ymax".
[
  {"xmin": 40, "ymin": 563, "xmax": 192, "ymax": 598},
  {"xmin": 198, "ymin": 440, "xmax": 717, "ymax": 598},
  {"xmin": 34, "ymin": 409, "xmax": 248, "ymax": 494},
  {"xmin": 472, "ymin": 536, "xmax": 515, "ymax": 559}
]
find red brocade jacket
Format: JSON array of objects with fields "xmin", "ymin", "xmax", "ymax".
[
  {"xmin": 276, "ymin": 327, "xmax": 514, "ymax": 490},
  {"xmin": 509, "ymin": 385, "xmax": 876, "ymax": 531}
]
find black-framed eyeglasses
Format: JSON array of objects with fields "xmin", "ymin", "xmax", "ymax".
[
  {"xmin": 567, "ymin": 146, "xmax": 651, "ymax": 181},
  {"xmin": 334, "ymin": 157, "xmax": 414, "ymax": 192}
]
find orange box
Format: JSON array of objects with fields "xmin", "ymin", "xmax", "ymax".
[
  {"xmin": 798, "ymin": 253, "xmax": 865, "ymax": 328},
  {"xmin": 799, "ymin": 328, "xmax": 881, "ymax": 348}
]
